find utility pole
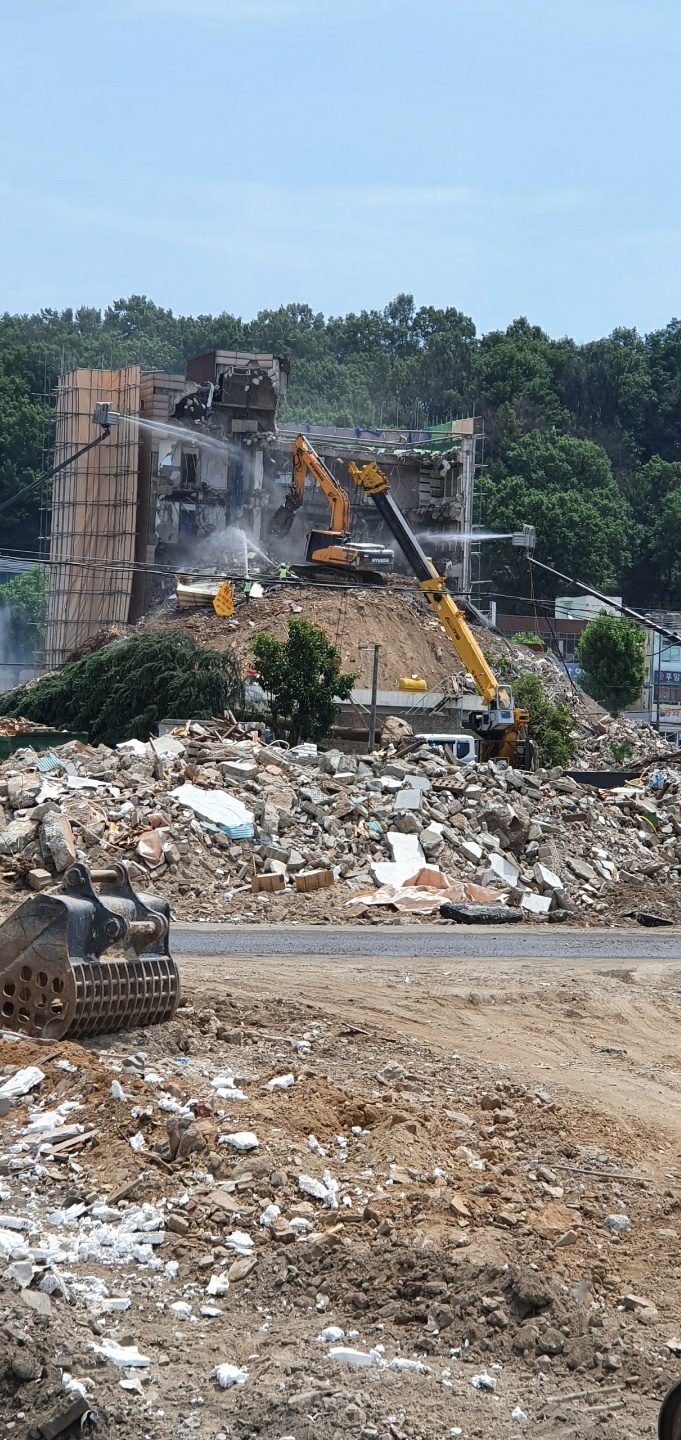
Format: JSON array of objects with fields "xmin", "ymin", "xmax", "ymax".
[
  {"xmin": 361, "ymin": 644, "xmax": 381, "ymax": 754},
  {"xmin": 655, "ymin": 632, "xmax": 661, "ymax": 732}
]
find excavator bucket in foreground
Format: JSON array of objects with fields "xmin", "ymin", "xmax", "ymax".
[{"xmin": 0, "ymin": 863, "xmax": 179, "ymax": 1041}]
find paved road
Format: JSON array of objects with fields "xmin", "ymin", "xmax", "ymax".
[
  {"xmin": 172, "ymin": 921, "xmax": 681, "ymax": 962},
  {"xmin": 172, "ymin": 923, "xmax": 681, "ymax": 1140}
]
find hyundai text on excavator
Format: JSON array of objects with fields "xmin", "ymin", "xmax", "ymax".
[
  {"xmin": 348, "ymin": 458, "xmax": 534, "ymax": 768},
  {"xmin": 269, "ymin": 434, "xmax": 393, "ymax": 583}
]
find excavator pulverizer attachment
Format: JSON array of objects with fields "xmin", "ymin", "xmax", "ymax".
[{"xmin": 0, "ymin": 863, "xmax": 179, "ymax": 1041}]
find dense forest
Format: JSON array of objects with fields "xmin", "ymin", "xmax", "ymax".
[{"xmin": 2, "ymin": 293, "xmax": 681, "ymax": 610}]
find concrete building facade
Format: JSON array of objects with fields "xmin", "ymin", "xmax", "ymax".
[
  {"xmin": 130, "ymin": 352, "xmax": 478, "ymax": 613},
  {"xmin": 46, "ymin": 352, "xmax": 479, "ymax": 658},
  {"xmin": 45, "ymin": 366, "xmax": 141, "ymax": 668}
]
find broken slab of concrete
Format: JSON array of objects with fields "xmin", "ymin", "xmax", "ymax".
[
  {"xmin": 39, "ymin": 813, "xmax": 77, "ymax": 872},
  {"xmin": 419, "ymin": 825, "xmax": 444, "ymax": 858},
  {"xmin": 488, "ymin": 853, "xmax": 520, "ymax": 886},
  {"xmin": 394, "ymin": 787, "xmax": 421, "ymax": 812},
  {"xmin": 371, "ymin": 831, "xmax": 426, "ymax": 888},
  {"xmin": 440, "ymin": 901, "xmax": 522, "ymax": 924},
  {"xmin": 521, "ymin": 890, "xmax": 552, "ymax": 915},
  {"xmin": 565, "ymin": 855, "xmax": 599, "ymax": 885},
  {"xmin": 0, "ymin": 817, "xmax": 39, "ymax": 858},
  {"xmin": 533, "ymin": 861, "xmax": 564, "ymax": 891}
]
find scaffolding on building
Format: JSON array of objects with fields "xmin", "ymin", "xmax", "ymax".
[{"xmin": 45, "ymin": 368, "xmax": 141, "ymax": 670}]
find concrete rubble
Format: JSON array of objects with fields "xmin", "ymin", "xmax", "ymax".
[
  {"xmin": 477, "ymin": 634, "xmax": 678, "ymax": 768},
  {"xmin": 0, "ymin": 715, "xmax": 680, "ymax": 927}
]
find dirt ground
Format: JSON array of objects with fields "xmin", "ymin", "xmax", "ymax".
[
  {"xmin": 3, "ymin": 940, "xmax": 681, "ymax": 1439},
  {"xmin": 175, "ymin": 942, "xmax": 681, "ymax": 1148}
]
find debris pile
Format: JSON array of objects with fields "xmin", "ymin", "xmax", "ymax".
[
  {"xmin": 0, "ymin": 718, "xmax": 61, "ymax": 738},
  {"xmin": 0, "ymin": 986, "xmax": 674, "ymax": 1437},
  {"xmin": 150, "ymin": 584, "xmax": 676, "ymax": 767},
  {"xmin": 576, "ymin": 713, "xmax": 675, "ymax": 769},
  {"xmin": 151, "ymin": 584, "xmax": 465, "ymax": 693},
  {"xmin": 480, "ymin": 633, "xmax": 676, "ymax": 767},
  {"xmin": 0, "ymin": 719, "xmax": 680, "ymax": 926}
]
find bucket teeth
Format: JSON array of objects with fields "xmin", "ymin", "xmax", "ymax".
[{"xmin": 0, "ymin": 863, "xmax": 179, "ymax": 1040}]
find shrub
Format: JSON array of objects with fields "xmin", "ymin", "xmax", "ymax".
[
  {"xmin": 0, "ymin": 630, "xmax": 244, "ymax": 746},
  {"xmin": 252, "ymin": 617, "xmax": 355, "ymax": 745},
  {"xmin": 513, "ymin": 672, "xmax": 576, "ymax": 768},
  {"xmin": 511, "ymin": 630, "xmax": 544, "ymax": 648}
]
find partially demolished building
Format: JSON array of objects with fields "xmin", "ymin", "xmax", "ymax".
[
  {"xmin": 46, "ymin": 351, "xmax": 479, "ymax": 658},
  {"xmin": 131, "ymin": 349, "xmax": 477, "ymax": 610}
]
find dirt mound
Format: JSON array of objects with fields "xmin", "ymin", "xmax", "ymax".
[
  {"xmin": 149, "ymin": 585, "xmax": 676, "ymax": 773},
  {"xmin": 65, "ymin": 625, "xmax": 128, "ymax": 662},
  {"xmin": 149, "ymin": 583, "xmax": 464, "ymax": 691}
]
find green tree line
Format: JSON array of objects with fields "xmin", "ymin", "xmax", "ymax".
[{"xmin": 4, "ymin": 293, "xmax": 681, "ymax": 607}]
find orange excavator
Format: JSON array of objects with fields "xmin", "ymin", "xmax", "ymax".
[{"xmin": 268, "ymin": 434, "xmax": 393, "ymax": 583}]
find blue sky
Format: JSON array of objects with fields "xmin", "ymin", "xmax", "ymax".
[{"xmin": 1, "ymin": 0, "xmax": 679, "ymax": 340}]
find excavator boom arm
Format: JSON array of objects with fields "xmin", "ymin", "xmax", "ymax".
[
  {"xmin": 270, "ymin": 434, "xmax": 350, "ymax": 539},
  {"xmin": 296, "ymin": 437, "xmax": 350, "ymax": 535},
  {"xmin": 348, "ymin": 461, "xmax": 502, "ymax": 708},
  {"xmin": 421, "ymin": 580, "xmax": 501, "ymax": 707}
]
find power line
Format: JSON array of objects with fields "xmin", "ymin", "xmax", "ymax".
[{"xmin": 527, "ymin": 557, "xmax": 681, "ymax": 647}]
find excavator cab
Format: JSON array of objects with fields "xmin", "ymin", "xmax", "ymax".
[
  {"xmin": 468, "ymin": 698, "xmax": 535, "ymax": 770},
  {"xmin": 305, "ymin": 528, "xmax": 393, "ymax": 572},
  {"xmin": 468, "ymin": 686, "xmax": 516, "ymax": 735}
]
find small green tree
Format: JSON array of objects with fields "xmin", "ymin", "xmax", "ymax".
[
  {"xmin": 252, "ymin": 618, "xmax": 356, "ymax": 745},
  {"xmin": 0, "ymin": 567, "xmax": 48, "ymax": 652},
  {"xmin": 513, "ymin": 672, "xmax": 576, "ymax": 768},
  {"xmin": 576, "ymin": 613, "xmax": 646, "ymax": 714}
]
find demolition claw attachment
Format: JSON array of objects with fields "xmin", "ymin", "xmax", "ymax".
[{"xmin": 0, "ymin": 863, "xmax": 180, "ymax": 1040}]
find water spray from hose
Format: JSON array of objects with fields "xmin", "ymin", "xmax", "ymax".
[
  {"xmin": 122, "ymin": 413, "xmax": 242, "ymax": 460},
  {"xmin": 416, "ymin": 529, "xmax": 514, "ymax": 547}
]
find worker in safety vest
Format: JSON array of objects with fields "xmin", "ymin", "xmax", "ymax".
[
  {"xmin": 244, "ymin": 580, "xmax": 253, "ymax": 601},
  {"xmin": 278, "ymin": 564, "xmax": 288, "ymax": 580}
]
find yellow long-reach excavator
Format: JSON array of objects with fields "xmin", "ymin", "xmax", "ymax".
[
  {"xmin": 348, "ymin": 458, "xmax": 533, "ymax": 767},
  {"xmin": 268, "ymin": 434, "xmax": 531, "ymax": 763},
  {"xmin": 269, "ymin": 434, "xmax": 394, "ymax": 583}
]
